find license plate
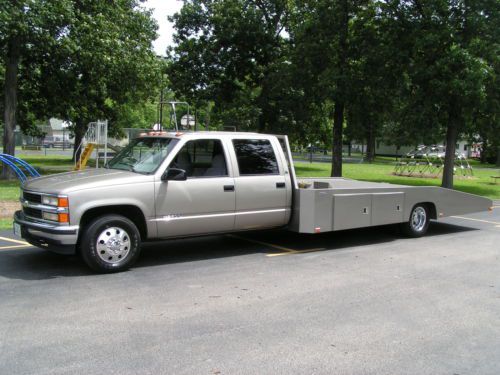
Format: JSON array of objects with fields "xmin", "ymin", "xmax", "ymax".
[{"xmin": 13, "ymin": 223, "xmax": 22, "ymax": 237}]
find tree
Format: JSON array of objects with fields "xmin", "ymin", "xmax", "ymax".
[
  {"xmin": 1, "ymin": 0, "xmax": 160, "ymax": 172},
  {"xmin": 168, "ymin": 0, "xmax": 291, "ymax": 133},
  {"xmin": 290, "ymin": 0, "xmax": 352, "ymax": 176},
  {"xmin": 39, "ymin": 0, "xmax": 160, "ymax": 161},
  {"xmin": 1, "ymin": 0, "xmax": 73, "ymax": 178},
  {"xmin": 385, "ymin": 0, "xmax": 497, "ymax": 188}
]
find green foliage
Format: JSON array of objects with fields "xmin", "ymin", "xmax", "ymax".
[
  {"xmin": 167, "ymin": 0, "xmax": 293, "ymax": 133},
  {"xmin": 168, "ymin": 0, "xmax": 499, "ymax": 177},
  {"xmin": 1, "ymin": 0, "xmax": 162, "ymax": 159}
]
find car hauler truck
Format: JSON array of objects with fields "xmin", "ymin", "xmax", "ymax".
[{"xmin": 14, "ymin": 132, "xmax": 493, "ymax": 272}]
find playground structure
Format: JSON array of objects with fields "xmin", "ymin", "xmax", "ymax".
[
  {"xmin": 74, "ymin": 120, "xmax": 109, "ymax": 170},
  {"xmin": 394, "ymin": 145, "xmax": 473, "ymax": 178},
  {"xmin": 0, "ymin": 154, "xmax": 41, "ymax": 182}
]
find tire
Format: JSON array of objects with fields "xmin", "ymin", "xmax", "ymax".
[
  {"xmin": 400, "ymin": 204, "xmax": 430, "ymax": 237},
  {"xmin": 80, "ymin": 214, "xmax": 141, "ymax": 273}
]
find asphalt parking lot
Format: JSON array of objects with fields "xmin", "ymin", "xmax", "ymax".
[{"xmin": 1, "ymin": 206, "xmax": 499, "ymax": 375}]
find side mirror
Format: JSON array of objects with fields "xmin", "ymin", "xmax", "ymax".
[{"xmin": 161, "ymin": 168, "xmax": 187, "ymax": 181}]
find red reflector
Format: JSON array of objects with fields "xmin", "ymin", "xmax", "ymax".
[{"xmin": 314, "ymin": 227, "xmax": 321, "ymax": 233}]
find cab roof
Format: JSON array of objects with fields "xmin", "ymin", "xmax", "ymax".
[{"xmin": 138, "ymin": 130, "xmax": 276, "ymax": 139}]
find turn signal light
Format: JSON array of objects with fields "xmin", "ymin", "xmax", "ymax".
[
  {"xmin": 58, "ymin": 213, "xmax": 69, "ymax": 223},
  {"xmin": 58, "ymin": 197, "xmax": 69, "ymax": 207}
]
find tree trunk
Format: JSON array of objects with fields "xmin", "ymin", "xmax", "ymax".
[
  {"xmin": 205, "ymin": 104, "xmax": 211, "ymax": 131},
  {"xmin": 331, "ymin": 0, "xmax": 348, "ymax": 177},
  {"xmin": 365, "ymin": 121, "xmax": 375, "ymax": 163},
  {"xmin": 72, "ymin": 120, "xmax": 86, "ymax": 163},
  {"xmin": 2, "ymin": 36, "xmax": 21, "ymax": 179},
  {"xmin": 441, "ymin": 116, "xmax": 459, "ymax": 189},
  {"xmin": 347, "ymin": 141, "xmax": 352, "ymax": 157},
  {"xmin": 331, "ymin": 101, "xmax": 344, "ymax": 177}
]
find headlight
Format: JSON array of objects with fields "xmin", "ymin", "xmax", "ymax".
[
  {"xmin": 42, "ymin": 195, "xmax": 59, "ymax": 206},
  {"xmin": 42, "ymin": 195, "xmax": 69, "ymax": 207}
]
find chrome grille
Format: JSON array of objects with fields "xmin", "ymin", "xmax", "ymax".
[
  {"xmin": 23, "ymin": 191, "xmax": 42, "ymax": 204},
  {"xmin": 23, "ymin": 207, "xmax": 43, "ymax": 219}
]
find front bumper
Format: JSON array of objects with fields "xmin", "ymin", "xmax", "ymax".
[{"xmin": 14, "ymin": 211, "xmax": 79, "ymax": 255}]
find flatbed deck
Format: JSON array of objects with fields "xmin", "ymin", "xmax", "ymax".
[{"xmin": 290, "ymin": 178, "xmax": 492, "ymax": 233}]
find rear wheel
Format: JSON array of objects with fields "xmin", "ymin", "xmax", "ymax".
[
  {"xmin": 401, "ymin": 204, "xmax": 430, "ymax": 237},
  {"xmin": 80, "ymin": 214, "xmax": 141, "ymax": 273}
]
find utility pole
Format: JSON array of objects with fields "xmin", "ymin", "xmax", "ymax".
[{"xmin": 159, "ymin": 89, "xmax": 164, "ymax": 130}]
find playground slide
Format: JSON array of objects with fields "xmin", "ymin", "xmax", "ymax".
[{"xmin": 0, "ymin": 154, "xmax": 40, "ymax": 182}]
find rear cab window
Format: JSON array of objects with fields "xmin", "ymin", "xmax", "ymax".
[{"xmin": 232, "ymin": 139, "xmax": 279, "ymax": 175}]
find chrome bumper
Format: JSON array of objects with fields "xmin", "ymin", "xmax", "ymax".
[{"xmin": 14, "ymin": 211, "xmax": 79, "ymax": 254}]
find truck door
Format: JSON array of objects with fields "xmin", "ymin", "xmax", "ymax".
[
  {"xmin": 231, "ymin": 138, "xmax": 289, "ymax": 230},
  {"xmin": 155, "ymin": 138, "xmax": 235, "ymax": 237}
]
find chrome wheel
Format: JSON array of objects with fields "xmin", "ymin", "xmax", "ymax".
[
  {"xmin": 95, "ymin": 226, "xmax": 131, "ymax": 264},
  {"xmin": 411, "ymin": 206, "xmax": 427, "ymax": 232}
]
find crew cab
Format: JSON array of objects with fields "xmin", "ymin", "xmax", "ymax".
[{"xmin": 14, "ymin": 132, "xmax": 492, "ymax": 272}]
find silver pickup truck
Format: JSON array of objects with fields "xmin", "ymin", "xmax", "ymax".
[{"xmin": 14, "ymin": 131, "xmax": 492, "ymax": 272}]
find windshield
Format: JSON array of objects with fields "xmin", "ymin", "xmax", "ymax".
[{"xmin": 107, "ymin": 137, "xmax": 179, "ymax": 174}]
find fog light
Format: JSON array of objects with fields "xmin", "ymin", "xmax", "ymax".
[{"xmin": 42, "ymin": 212, "xmax": 59, "ymax": 221}]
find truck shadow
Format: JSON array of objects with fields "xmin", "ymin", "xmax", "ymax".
[{"xmin": 0, "ymin": 222, "xmax": 477, "ymax": 281}]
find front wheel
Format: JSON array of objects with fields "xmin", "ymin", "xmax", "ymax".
[
  {"xmin": 80, "ymin": 214, "xmax": 141, "ymax": 273},
  {"xmin": 401, "ymin": 204, "xmax": 430, "ymax": 237}
]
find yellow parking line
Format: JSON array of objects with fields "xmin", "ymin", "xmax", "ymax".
[
  {"xmin": 451, "ymin": 216, "xmax": 500, "ymax": 227},
  {"xmin": 228, "ymin": 234, "xmax": 296, "ymax": 253},
  {"xmin": 0, "ymin": 244, "xmax": 33, "ymax": 250},
  {"xmin": 266, "ymin": 248, "xmax": 326, "ymax": 257},
  {"xmin": 0, "ymin": 236, "xmax": 30, "ymax": 245},
  {"xmin": 228, "ymin": 234, "xmax": 325, "ymax": 256}
]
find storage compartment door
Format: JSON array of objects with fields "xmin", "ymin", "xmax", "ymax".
[
  {"xmin": 371, "ymin": 192, "xmax": 404, "ymax": 226},
  {"xmin": 333, "ymin": 194, "xmax": 372, "ymax": 231}
]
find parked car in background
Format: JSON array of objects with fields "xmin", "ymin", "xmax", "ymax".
[{"xmin": 42, "ymin": 136, "xmax": 73, "ymax": 149}]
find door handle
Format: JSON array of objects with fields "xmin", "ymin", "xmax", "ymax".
[
  {"xmin": 223, "ymin": 185, "xmax": 235, "ymax": 192},
  {"xmin": 276, "ymin": 182, "xmax": 286, "ymax": 189}
]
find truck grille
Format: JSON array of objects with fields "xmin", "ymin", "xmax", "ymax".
[
  {"xmin": 23, "ymin": 207, "xmax": 43, "ymax": 219},
  {"xmin": 23, "ymin": 191, "xmax": 42, "ymax": 204}
]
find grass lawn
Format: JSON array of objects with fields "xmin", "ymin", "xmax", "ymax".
[
  {"xmin": 16, "ymin": 154, "xmax": 75, "ymax": 172},
  {"xmin": 0, "ymin": 180, "xmax": 21, "ymax": 201},
  {"xmin": 0, "ymin": 218, "xmax": 13, "ymax": 231},
  {"xmin": 295, "ymin": 161, "xmax": 500, "ymax": 199}
]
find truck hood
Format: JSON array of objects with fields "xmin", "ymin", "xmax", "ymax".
[{"xmin": 22, "ymin": 168, "xmax": 153, "ymax": 194}]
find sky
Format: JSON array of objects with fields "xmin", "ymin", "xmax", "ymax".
[{"xmin": 143, "ymin": 0, "xmax": 184, "ymax": 56}]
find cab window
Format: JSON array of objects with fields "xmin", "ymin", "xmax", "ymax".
[
  {"xmin": 232, "ymin": 139, "xmax": 279, "ymax": 175},
  {"xmin": 170, "ymin": 139, "xmax": 228, "ymax": 178}
]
